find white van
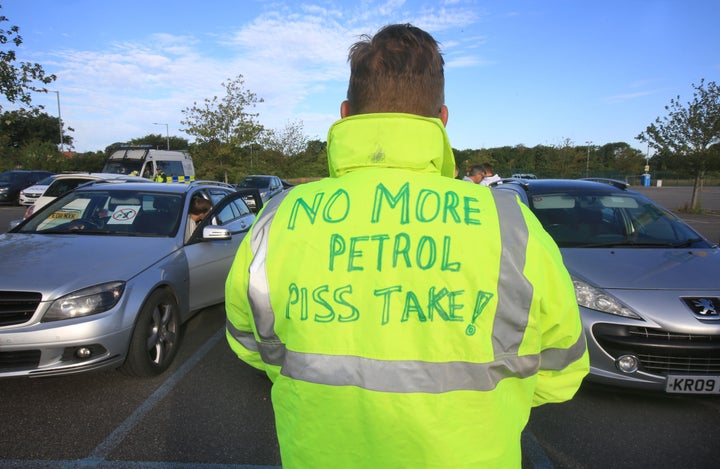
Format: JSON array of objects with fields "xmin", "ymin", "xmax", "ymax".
[{"xmin": 102, "ymin": 147, "xmax": 195, "ymax": 182}]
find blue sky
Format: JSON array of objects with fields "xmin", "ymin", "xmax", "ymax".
[{"xmin": 3, "ymin": 0, "xmax": 718, "ymax": 153}]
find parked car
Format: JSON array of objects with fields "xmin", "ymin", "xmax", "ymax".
[
  {"xmin": 0, "ymin": 170, "xmax": 54, "ymax": 205},
  {"xmin": 18, "ymin": 174, "xmax": 57, "ymax": 206},
  {"xmin": 22, "ymin": 172, "xmax": 148, "ymax": 219},
  {"xmin": 0, "ymin": 180, "xmax": 258, "ymax": 378},
  {"xmin": 235, "ymin": 174, "xmax": 284, "ymax": 210},
  {"xmin": 510, "ymin": 173, "xmax": 537, "ymax": 180},
  {"xmin": 494, "ymin": 178, "xmax": 720, "ymax": 393}
]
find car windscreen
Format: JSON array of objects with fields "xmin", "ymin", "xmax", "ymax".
[
  {"xmin": 530, "ymin": 192, "xmax": 709, "ymax": 248},
  {"xmin": 35, "ymin": 175, "xmax": 56, "ymax": 186},
  {"xmin": 0, "ymin": 172, "xmax": 23, "ymax": 183},
  {"xmin": 18, "ymin": 190, "xmax": 183, "ymax": 237},
  {"xmin": 44, "ymin": 178, "xmax": 97, "ymax": 197},
  {"xmin": 102, "ymin": 161, "xmax": 143, "ymax": 175},
  {"xmin": 236, "ymin": 177, "xmax": 270, "ymax": 189}
]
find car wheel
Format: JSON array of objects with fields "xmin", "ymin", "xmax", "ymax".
[{"xmin": 120, "ymin": 288, "xmax": 181, "ymax": 377}]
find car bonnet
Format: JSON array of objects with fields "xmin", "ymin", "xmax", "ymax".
[
  {"xmin": 561, "ymin": 247, "xmax": 720, "ymax": 290},
  {"xmin": 0, "ymin": 233, "xmax": 181, "ymax": 300}
]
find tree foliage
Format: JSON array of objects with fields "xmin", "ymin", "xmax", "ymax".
[
  {"xmin": 637, "ymin": 79, "xmax": 720, "ymax": 208},
  {"xmin": 103, "ymin": 134, "xmax": 190, "ymax": 154},
  {"xmin": 180, "ymin": 75, "xmax": 264, "ymax": 181},
  {"xmin": 262, "ymin": 119, "xmax": 307, "ymax": 158},
  {"xmin": 180, "ymin": 75, "xmax": 264, "ymax": 148},
  {"xmin": 0, "ymin": 5, "xmax": 56, "ymax": 112},
  {"xmin": 0, "ymin": 108, "xmax": 72, "ymax": 148}
]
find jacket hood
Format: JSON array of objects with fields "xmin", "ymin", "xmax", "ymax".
[{"xmin": 326, "ymin": 113, "xmax": 455, "ymax": 179}]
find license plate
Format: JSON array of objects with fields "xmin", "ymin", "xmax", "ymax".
[{"xmin": 665, "ymin": 375, "xmax": 720, "ymax": 394}]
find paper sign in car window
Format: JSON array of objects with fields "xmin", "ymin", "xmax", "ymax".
[
  {"xmin": 48, "ymin": 211, "xmax": 80, "ymax": 220},
  {"xmin": 108, "ymin": 205, "xmax": 140, "ymax": 224}
]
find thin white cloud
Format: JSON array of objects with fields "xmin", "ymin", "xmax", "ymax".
[
  {"xmin": 605, "ymin": 89, "xmax": 660, "ymax": 103},
  {"xmin": 19, "ymin": 0, "xmax": 488, "ymax": 152}
]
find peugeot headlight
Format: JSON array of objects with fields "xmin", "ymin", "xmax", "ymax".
[
  {"xmin": 572, "ymin": 277, "xmax": 642, "ymax": 319},
  {"xmin": 0, "ymin": 187, "xmax": 8, "ymax": 193},
  {"xmin": 43, "ymin": 281, "xmax": 125, "ymax": 322}
]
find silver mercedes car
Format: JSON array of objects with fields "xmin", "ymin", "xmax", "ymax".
[
  {"xmin": 495, "ymin": 178, "xmax": 720, "ymax": 394},
  {"xmin": 0, "ymin": 180, "xmax": 258, "ymax": 378}
]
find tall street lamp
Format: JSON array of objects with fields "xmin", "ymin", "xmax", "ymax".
[
  {"xmin": 52, "ymin": 90, "xmax": 64, "ymax": 152},
  {"xmin": 153, "ymin": 123, "xmax": 170, "ymax": 150},
  {"xmin": 585, "ymin": 140, "xmax": 592, "ymax": 178}
]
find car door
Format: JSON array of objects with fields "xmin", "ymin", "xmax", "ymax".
[{"xmin": 184, "ymin": 190, "xmax": 256, "ymax": 312}]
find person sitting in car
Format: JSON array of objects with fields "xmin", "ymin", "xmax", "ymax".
[{"xmin": 185, "ymin": 195, "xmax": 212, "ymax": 242}]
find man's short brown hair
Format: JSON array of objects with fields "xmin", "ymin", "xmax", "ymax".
[{"xmin": 346, "ymin": 24, "xmax": 445, "ymax": 117}]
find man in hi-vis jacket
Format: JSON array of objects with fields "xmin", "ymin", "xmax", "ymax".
[{"xmin": 226, "ymin": 23, "xmax": 589, "ymax": 468}]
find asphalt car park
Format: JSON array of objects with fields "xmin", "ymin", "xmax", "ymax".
[{"xmin": 0, "ymin": 185, "xmax": 719, "ymax": 468}]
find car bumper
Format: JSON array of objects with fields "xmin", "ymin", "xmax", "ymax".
[
  {"xmin": 582, "ymin": 306, "xmax": 720, "ymax": 392},
  {"xmin": 19, "ymin": 195, "xmax": 40, "ymax": 206},
  {"xmin": 0, "ymin": 193, "xmax": 16, "ymax": 204},
  {"xmin": 0, "ymin": 312, "xmax": 134, "ymax": 378}
]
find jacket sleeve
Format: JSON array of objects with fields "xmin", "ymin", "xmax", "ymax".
[
  {"xmin": 225, "ymin": 229, "xmax": 266, "ymax": 372},
  {"xmin": 521, "ymin": 205, "xmax": 590, "ymax": 407}
]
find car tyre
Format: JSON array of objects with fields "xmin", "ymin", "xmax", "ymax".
[{"xmin": 120, "ymin": 288, "xmax": 181, "ymax": 377}]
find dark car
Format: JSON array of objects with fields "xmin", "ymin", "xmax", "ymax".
[
  {"xmin": 0, "ymin": 170, "xmax": 55, "ymax": 205},
  {"xmin": 494, "ymin": 178, "xmax": 720, "ymax": 393},
  {"xmin": 235, "ymin": 174, "xmax": 284, "ymax": 210}
]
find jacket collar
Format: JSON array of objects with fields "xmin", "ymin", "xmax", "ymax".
[{"xmin": 326, "ymin": 113, "xmax": 455, "ymax": 178}]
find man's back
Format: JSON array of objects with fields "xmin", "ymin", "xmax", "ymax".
[
  {"xmin": 225, "ymin": 23, "xmax": 587, "ymax": 468},
  {"xmin": 226, "ymin": 114, "xmax": 587, "ymax": 467}
]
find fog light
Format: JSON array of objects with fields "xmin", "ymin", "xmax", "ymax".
[
  {"xmin": 75, "ymin": 347, "xmax": 92, "ymax": 359},
  {"xmin": 616, "ymin": 354, "xmax": 639, "ymax": 373}
]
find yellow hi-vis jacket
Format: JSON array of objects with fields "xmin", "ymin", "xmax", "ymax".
[{"xmin": 226, "ymin": 113, "xmax": 589, "ymax": 468}]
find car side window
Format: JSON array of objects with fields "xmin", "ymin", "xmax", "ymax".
[{"xmin": 216, "ymin": 199, "xmax": 251, "ymax": 225}]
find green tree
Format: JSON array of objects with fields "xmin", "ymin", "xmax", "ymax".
[
  {"xmin": 0, "ymin": 5, "xmax": 56, "ymax": 112},
  {"xmin": 637, "ymin": 79, "xmax": 720, "ymax": 209},
  {"xmin": 127, "ymin": 133, "xmax": 189, "ymax": 151},
  {"xmin": 262, "ymin": 119, "xmax": 308, "ymax": 158},
  {"xmin": 0, "ymin": 108, "xmax": 72, "ymax": 148},
  {"xmin": 180, "ymin": 75, "xmax": 264, "ymax": 181}
]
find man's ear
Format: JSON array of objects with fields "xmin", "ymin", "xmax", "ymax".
[
  {"xmin": 439, "ymin": 105, "xmax": 448, "ymax": 126},
  {"xmin": 341, "ymin": 100, "xmax": 351, "ymax": 118}
]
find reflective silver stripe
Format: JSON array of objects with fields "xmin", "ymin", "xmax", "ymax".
[
  {"xmin": 281, "ymin": 350, "xmax": 539, "ymax": 393},
  {"xmin": 246, "ymin": 192, "xmax": 290, "ymax": 366},
  {"xmin": 491, "ymin": 190, "xmax": 534, "ymax": 355},
  {"xmin": 540, "ymin": 332, "xmax": 587, "ymax": 370},
  {"xmin": 226, "ymin": 318, "xmax": 259, "ymax": 352},
  {"xmin": 244, "ymin": 187, "xmax": 579, "ymax": 392}
]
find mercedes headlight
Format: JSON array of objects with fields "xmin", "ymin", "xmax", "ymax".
[
  {"xmin": 43, "ymin": 281, "xmax": 125, "ymax": 322},
  {"xmin": 572, "ymin": 277, "xmax": 642, "ymax": 319}
]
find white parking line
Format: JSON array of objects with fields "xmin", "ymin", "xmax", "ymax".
[
  {"xmin": 86, "ymin": 327, "xmax": 227, "ymax": 465},
  {"xmin": 4, "ymin": 324, "xmax": 552, "ymax": 468}
]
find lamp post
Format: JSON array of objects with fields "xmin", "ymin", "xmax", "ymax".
[
  {"xmin": 153, "ymin": 123, "xmax": 170, "ymax": 150},
  {"xmin": 52, "ymin": 91, "xmax": 64, "ymax": 152},
  {"xmin": 585, "ymin": 140, "xmax": 592, "ymax": 178}
]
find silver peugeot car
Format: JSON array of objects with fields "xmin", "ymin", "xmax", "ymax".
[
  {"xmin": 495, "ymin": 178, "xmax": 720, "ymax": 394},
  {"xmin": 0, "ymin": 180, "xmax": 258, "ymax": 378}
]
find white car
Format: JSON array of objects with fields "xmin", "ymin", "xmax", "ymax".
[
  {"xmin": 23, "ymin": 172, "xmax": 148, "ymax": 219},
  {"xmin": 19, "ymin": 175, "xmax": 57, "ymax": 206}
]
